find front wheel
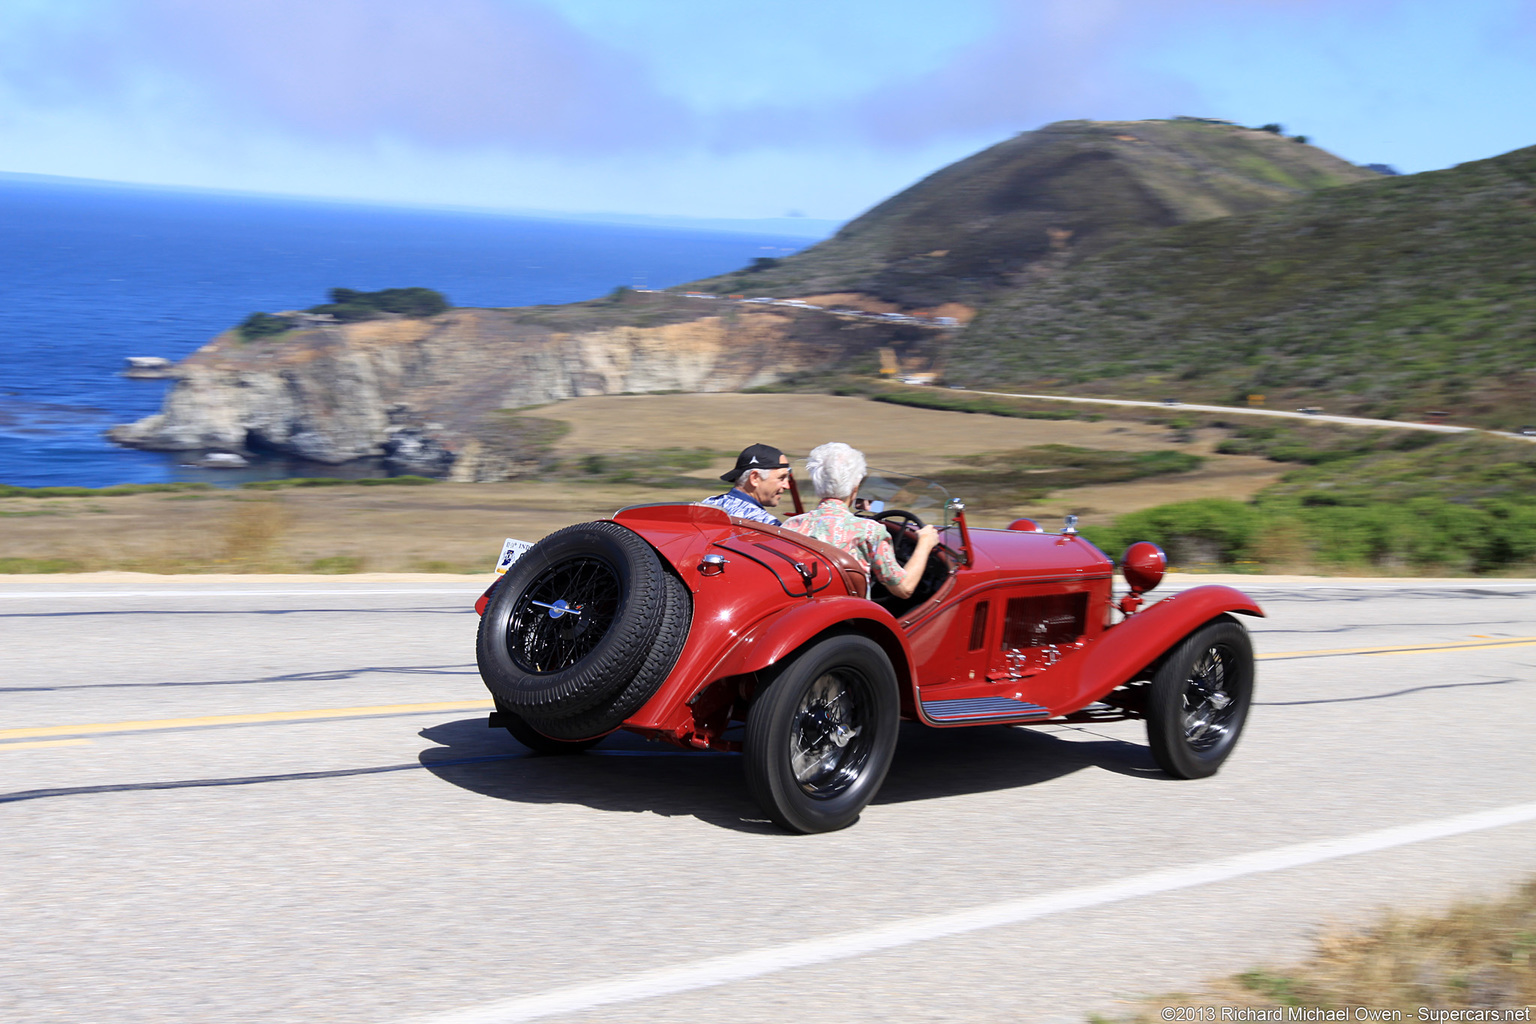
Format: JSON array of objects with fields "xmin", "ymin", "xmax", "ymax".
[
  {"xmin": 744, "ymin": 634, "xmax": 900, "ymax": 834},
  {"xmin": 1146, "ymin": 617, "xmax": 1254, "ymax": 779}
]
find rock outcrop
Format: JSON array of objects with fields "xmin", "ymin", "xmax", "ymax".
[{"xmin": 109, "ymin": 302, "xmax": 906, "ymax": 480}]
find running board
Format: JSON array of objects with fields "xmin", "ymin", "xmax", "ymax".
[{"xmin": 920, "ymin": 696, "xmax": 1051, "ymax": 723}]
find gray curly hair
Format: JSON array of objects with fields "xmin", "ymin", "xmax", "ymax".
[{"xmin": 804, "ymin": 441, "xmax": 866, "ymax": 500}]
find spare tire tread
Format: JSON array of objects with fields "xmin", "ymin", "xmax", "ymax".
[{"xmin": 477, "ymin": 521, "xmax": 667, "ymax": 717}]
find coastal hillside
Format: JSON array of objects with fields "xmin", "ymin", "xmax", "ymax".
[
  {"xmin": 692, "ymin": 118, "xmax": 1377, "ymax": 309},
  {"xmin": 108, "ymin": 292, "xmax": 926, "ymax": 481},
  {"xmin": 951, "ymin": 143, "xmax": 1536, "ymax": 429}
]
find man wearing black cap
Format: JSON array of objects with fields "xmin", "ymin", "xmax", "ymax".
[{"xmin": 699, "ymin": 443, "xmax": 791, "ymax": 525}]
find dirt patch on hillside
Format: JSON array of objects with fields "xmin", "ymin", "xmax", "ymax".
[{"xmin": 797, "ymin": 294, "xmax": 976, "ymax": 322}]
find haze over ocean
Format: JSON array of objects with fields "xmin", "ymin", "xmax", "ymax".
[{"xmin": 0, "ymin": 176, "xmax": 811, "ymax": 488}]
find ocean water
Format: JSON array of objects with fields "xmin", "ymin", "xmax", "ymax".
[{"xmin": 0, "ymin": 176, "xmax": 811, "ymax": 487}]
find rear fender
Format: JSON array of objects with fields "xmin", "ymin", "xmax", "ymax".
[
  {"xmin": 716, "ymin": 597, "xmax": 916, "ymax": 697},
  {"xmin": 1076, "ymin": 584, "xmax": 1263, "ymax": 703},
  {"xmin": 625, "ymin": 597, "xmax": 916, "ymax": 736}
]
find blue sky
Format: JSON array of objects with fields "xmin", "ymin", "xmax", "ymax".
[{"xmin": 1, "ymin": 0, "xmax": 1532, "ymax": 224}]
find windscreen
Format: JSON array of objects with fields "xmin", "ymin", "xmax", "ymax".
[{"xmin": 856, "ymin": 471, "xmax": 953, "ymax": 523}]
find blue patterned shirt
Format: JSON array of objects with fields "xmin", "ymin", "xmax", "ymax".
[{"xmin": 699, "ymin": 487, "xmax": 779, "ymax": 525}]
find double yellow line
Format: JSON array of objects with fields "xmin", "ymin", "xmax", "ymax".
[
  {"xmin": 1260, "ymin": 636, "xmax": 1536, "ymax": 661},
  {"xmin": 3, "ymin": 636, "xmax": 1531, "ymax": 746},
  {"xmin": 0, "ymin": 699, "xmax": 493, "ymax": 744}
]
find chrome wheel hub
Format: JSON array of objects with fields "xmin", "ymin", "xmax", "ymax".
[
  {"xmin": 1181, "ymin": 645, "xmax": 1239, "ymax": 751},
  {"xmin": 789, "ymin": 670, "xmax": 869, "ymax": 798}
]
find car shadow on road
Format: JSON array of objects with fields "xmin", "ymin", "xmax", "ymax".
[{"xmin": 419, "ymin": 717, "xmax": 1161, "ymax": 834}]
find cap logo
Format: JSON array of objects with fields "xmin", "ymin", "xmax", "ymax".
[{"xmin": 749, "ymin": 456, "xmax": 759, "ymax": 463}]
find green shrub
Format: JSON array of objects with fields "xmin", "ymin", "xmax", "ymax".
[
  {"xmin": 0, "ymin": 483, "xmax": 213, "ymax": 498},
  {"xmin": 871, "ymin": 391, "xmax": 1078, "ymax": 420},
  {"xmin": 1089, "ymin": 493, "xmax": 1536, "ymax": 573},
  {"xmin": 324, "ymin": 287, "xmax": 448, "ymax": 318},
  {"xmin": 308, "ymin": 555, "xmax": 366, "ymax": 573},
  {"xmin": 1086, "ymin": 499, "xmax": 1260, "ymax": 563},
  {"xmin": 0, "ymin": 556, "xmax": 85, "ymax": 573},
  {"xmin": 237, "ymin": 312, "xmax": 291, "ymax": 341}
]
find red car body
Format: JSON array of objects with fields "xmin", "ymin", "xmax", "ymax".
[{"xmin": 476, "ymin": 500, "xmax": 1262, "ymax": 755}]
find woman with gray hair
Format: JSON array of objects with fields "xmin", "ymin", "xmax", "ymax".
[{"xmin": 783, "ymin": 442, "xmax": 939, "ymax": 600}]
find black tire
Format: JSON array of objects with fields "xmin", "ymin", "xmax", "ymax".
[
  {"xmin": 477, "ymin": 521, "xmax": 669, "ymax": 718},
  {"xmin": 744, "ymin": 634, "xmax": 900, "ymax": 834},
  {"xmin": 495, "ymin": 700, "xmax": 602, "ymax": 755},
  {"xmin": 1146, "ymin": 617, "xmax": 1255, "ymax": 779},
  {"xmin": 523, "ymin": 571, "xmax": 692, "ymax": 740}
]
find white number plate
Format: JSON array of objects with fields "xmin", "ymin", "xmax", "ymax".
[{"xmin": 495, "ymin": 538, "xmax": 534, "ymax": 575}]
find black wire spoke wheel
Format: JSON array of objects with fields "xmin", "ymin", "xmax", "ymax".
[
  {"xmin": 789, "ymin": 668, "xmax": 875, "ymax": 798},
  {"xmin": 1181, "ymin": 644, "xmax": 1241, "ymax": 752},
  {"xmin": 1146, "ymin": 617, "xmax": 1255, "ymax": 779},
  {"xmin": 507, "ymin": 556, "xmax": 620, "ymax": 673},
  {"xmin": 745, "ymin": 633, "xmax": 900, "ymax": 834}
]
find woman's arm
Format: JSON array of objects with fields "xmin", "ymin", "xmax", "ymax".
[{"xmin": 882, "ymin": 525, "xmax": 940, "ymax": 599}]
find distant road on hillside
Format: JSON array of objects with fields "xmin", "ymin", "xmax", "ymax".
[{"xmin": 949, "ymin": 386, "xmax": 1536, "ymax": 442}]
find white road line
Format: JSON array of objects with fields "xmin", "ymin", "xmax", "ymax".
[
  {"xmin": 408, "ymin": 800, "xmax": 1536, "ymax": 1024},
  {"xmin": 1160, "ymin": 581, "xmax": 1536, "ymax": 592},
  {"xmin": 0, "ymin": 588, "xmax": 484, "ymax": 600}
]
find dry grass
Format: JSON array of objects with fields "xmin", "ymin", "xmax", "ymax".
[
  {"xmin": 1102, "ymin": 878, "xmax": 1536, "ymax": 1021},
  {"xmin": 0, "ymin": 394, "xmax": 1283, "ymax": 573}
]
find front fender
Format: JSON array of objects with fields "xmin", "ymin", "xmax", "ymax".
[{"xmin": 1079, "ymin": 584, "xmax": 1263, "ymax": 699}]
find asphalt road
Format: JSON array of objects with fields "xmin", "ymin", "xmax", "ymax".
[{"xmin": 2, "ymin": 574, "xmax": 1534, "ymax": 1024}]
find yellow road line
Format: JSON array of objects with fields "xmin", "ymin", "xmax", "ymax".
[
  {"xmin": 0, "ymin": 738, "xmax": 94, "ymax": 751},
  {"xmin": 0, "ymin": 699, "xmax": 494, "ymax": 742},
  {"xmin": 6, "ymin": 637, "xmax": 1531, "ymax": 743},
  {"xmin": 1261, "ymin": 637, "xmax": 1536, "ymax": 661}
]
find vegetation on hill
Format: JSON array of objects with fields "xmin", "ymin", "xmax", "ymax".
[
  {"xmin": 1082, "ymin": 425, "xmax": 1536, "ymax": 574},
  {"xmin": 693, "ymin": 119, "xmax": 1375, "ymax": 308},
  {"xmin": 308, "ymin": 286, "xmax": 448, "ymax": 322},
  {"xmin": 237, "ymin": 287, "xmax": 450, "ymax": 340},
  {"xmin": 955, "ymin": 143, "xmax": 1536, "ymax": 430}
]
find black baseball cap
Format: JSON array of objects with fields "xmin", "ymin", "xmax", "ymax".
[{"xmin": 721, "ymin": 443, "xmax": 789, "ymax": 483}]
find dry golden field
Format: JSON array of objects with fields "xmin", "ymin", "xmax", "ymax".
[{"xmin": 0, "ymin": 394, "xmax": 1282, "ymax": 573}]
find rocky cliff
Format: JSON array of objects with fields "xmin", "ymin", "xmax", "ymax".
[{"xmin": 109, "ymin": 299, "xmax": 913, "ymax": 480}]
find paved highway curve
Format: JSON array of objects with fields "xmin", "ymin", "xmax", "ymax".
[{"xmin": 2, "ymin": 574, "xmax": 1533, "ymax": 1023}]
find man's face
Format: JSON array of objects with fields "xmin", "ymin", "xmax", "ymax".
[{"xmin": 743, "ymin": 461, "xmax": 792, "ymax": 506}]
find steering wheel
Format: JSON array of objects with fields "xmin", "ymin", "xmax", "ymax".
[
  {"xmin": 871, "ymin": 508, "xmax": 925, "ymax": 532},
  {"xmin": 866, "ymin": 508, "xmax": 948, "ymax": 609}
]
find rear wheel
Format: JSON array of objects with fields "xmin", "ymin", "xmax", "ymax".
[
  {"xmin": 744, "ymin": 634, "xmax": 899, "ymax": 834},
  {"xmin": 1146, "ymin": 618, "xmax": 1254, "ymax": 779}
]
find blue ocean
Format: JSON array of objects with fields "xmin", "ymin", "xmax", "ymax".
[{"xmin": 0, "ymin": 176, "xmax": 814, "ymax": 487}]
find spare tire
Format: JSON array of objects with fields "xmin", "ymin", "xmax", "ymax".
[
  {"xmin": 477, "ymin": 521, "xmax": 671, "ymax": 718},
  {"xmin": 522, "ymin": 570, "xmax": 692, "ymax": 740}
]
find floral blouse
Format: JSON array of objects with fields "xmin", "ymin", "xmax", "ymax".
[{"xmin": 782, "ymin": 498, "xmax": 904, "ymax": 587}]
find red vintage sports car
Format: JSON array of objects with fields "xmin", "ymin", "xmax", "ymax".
[{"xmin": 474, "ymin": 473, "xmax": 1262, "ymax": 833}]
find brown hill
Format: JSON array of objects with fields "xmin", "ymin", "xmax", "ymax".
[{"xmin": 694, "ymin": 118, "xmax": 1378, "ymax": 309}]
